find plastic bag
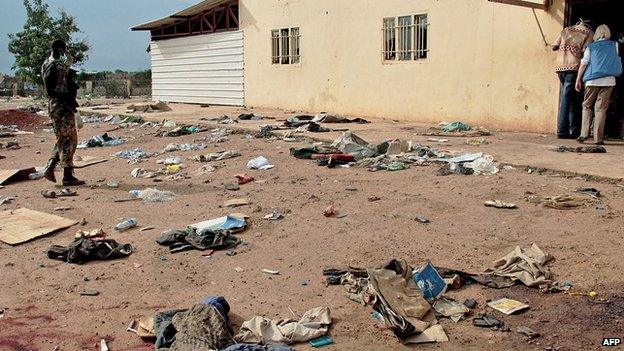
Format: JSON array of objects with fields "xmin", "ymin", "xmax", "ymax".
[
  {"xmin": 465, "ymin": 155, "xmax": 499, "ymax": 175},
  {"xmin": 75, "ymin": 112, "xmax": 84, "ymax": 129}
]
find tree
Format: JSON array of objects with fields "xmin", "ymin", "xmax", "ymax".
[{"xmin": 7, "ymin": 0, "xmax": 90, "ymax": 85}]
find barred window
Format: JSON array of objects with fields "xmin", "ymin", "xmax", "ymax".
[
  {"xmin": 383, "ymin": 14, "xmax": 428, "ymax": 61},
  {"xmin": 271, "ymin": 27, "xmax": 300, "ymax": 65}
]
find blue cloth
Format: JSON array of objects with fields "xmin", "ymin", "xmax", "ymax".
[
  {"xmin": 202, "ymin": 296, "xmax": 233, "ymax": 333},
  {"xmin": 583, "ymin": 40, "xmax": 623, "ymax": 82},
  {"xmin": 220, "ymin": 343, "xmax": 294, "ymax": 351},
  {"xmin": 557, "ymin": 70, "xmax": 581, "ymax": 137}
]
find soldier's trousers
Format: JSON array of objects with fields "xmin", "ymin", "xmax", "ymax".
[{"xmin": 49, "ymin": 104, "xmax": 77, "ymax": 168}]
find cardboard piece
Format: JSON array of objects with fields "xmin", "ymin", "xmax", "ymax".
[
  {"xmin": 404, "ymin": 324, "xmax": 449, "ymax": 344},
  {"xmin": 0, "ymin": 167, "xmax": 36, "ymax": 185},
  {"xmin": 73, "ymin": 156, "xmax": 108, "ymax": 168},
  {"xmin": 487, "ymin": 298, "xmax": 530, "ymax": 315},
  {"xmin": 413, "ymin": 262, "xmax": 447, "ymax": 301},
  {"xmin": 0, "ymin": 208, "xmax": 77, "ymax": 245}
]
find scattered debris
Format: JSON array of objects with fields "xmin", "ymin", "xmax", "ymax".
[
  {"xmin": 552, "ymin": 145, "xmax": 606, "ymax": 153},
  {"xmin": 264, "ymin": 211, "xmax": 283, "ymax": 220},
  {"xmin": 0, "ymin": 196, "xmax": 14, "ymax": 205},
  {"xmin": 115, "ymin": 218, "xmax": 138, "ymax": 232},
  {"xmin": 473, "ymin": 314, "xmax": 502, "ymax": 329},
  {"xmin": 80, "ymin": 290, "xmax": 100, "ymax": 296},
  {"xmin": 487, "ymin": 298, "xmax": 530, "ymax": 315},
  {"xmin": 309, "ymin": 335, "xmax": 335, "ymax": 348},
  {"xmin": 236, "ymin": 174, "xmax": 255, "ymax": 185},
  {"xmin": 575, "ymin": 187, "xmax": 600, "ymax": 198},
  {"xmin": 129, "ymin": 188, "xmax": 176, "ymax": 202},
  {"xmin": 262, "ymin": 269, "xmax": 280, "ymax": 275},
  {"xmin": 517, "ymin": 325, "xmax": 540, "ymax": 338},
  {"xmin": 54, "ymin": 206, "xmax": 71, "ymax": 211},
  {"xmin": 247, "ymin": 156, "xmax": 274, "ymax": 170},
  {"xmin": 47, "ymin": 237, "xmax": 133, "ymax": 264},
  {"xmin": 225, "ymin": 198, "xmax": 250, "ymax": 208},
  {"xmin": 415, "ymin": 216, "xmax": 430, "ymax": 224},
  {"xmin": 126, "ymin": 100, "xmax": 171, "ymax": 113},
  {"xmin": 525, "ymin": 192, "xmax": 596, "ymax": 209},
  {"xmin": 484, "ymin": 200, "xmax": 517, "ymax": 209}
]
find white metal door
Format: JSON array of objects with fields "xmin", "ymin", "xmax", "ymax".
[{"xmin": 150, "ymin": 30, "xmax": 244, "ymax": 106}]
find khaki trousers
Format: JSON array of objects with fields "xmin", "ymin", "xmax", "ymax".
[{"xmin": 580, "ymin": 86, "xmax": 614, "ymax": 143}]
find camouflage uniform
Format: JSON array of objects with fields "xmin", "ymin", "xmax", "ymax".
[{"xmin": 42, "ymin": 56, "xmax": 78, "ymax": 167}]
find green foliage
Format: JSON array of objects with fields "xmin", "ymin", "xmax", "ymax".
[
  {"xmin": 103, "ymin": 79, "xmax": 128, "ymax": 98},
  {"xmin": 7, "ymin": 0, "xmax": 90, "ymax": 85}
]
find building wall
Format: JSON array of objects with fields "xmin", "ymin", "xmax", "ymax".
[{"xmin": 240, "ymin": 0, "xmax": 567, "ymax": 132}]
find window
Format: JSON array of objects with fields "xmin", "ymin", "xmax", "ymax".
[
  {"xmin": 382, "ymin": 14, "xmax": 428, "ymax": 61},
  {"xmin": 271, "ymin": 27, "xmax": 300, "ymax": 64}
]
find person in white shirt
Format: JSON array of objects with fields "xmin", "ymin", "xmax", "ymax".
[{"xmin": 576, "ymin": 25, "xmax": 623, "ymax": 144}]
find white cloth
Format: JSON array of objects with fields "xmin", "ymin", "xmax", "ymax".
[{"xmin": 581, "ymin": 39, "xmax": 619, "ymax": 87}]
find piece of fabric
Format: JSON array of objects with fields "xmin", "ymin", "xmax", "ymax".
[
  {"xmin": 582, "ymin": 40, "xmax": 622, "ymax": 84},
  {"xmin": 168, "ymin": 304, "xmax": 234, "ymax": 351},
  {"xmin": 221, "ymin": 343, "xmax": 294, "ymax": 351},
  {"xmin": 554, "ymin": 23, "xmax": 593, "ymax": 72},
  {"xmin": 155, "ymin": 309, "xmax": 187, "ymax": 349},
  {"xmin": 311, "ymin": 114, "xmax": 369, "ymax": 124},
  {"xmin": 235, "ymin": 307, "xmax": 331, "ymax": 345},
  {"xmin": 483, "ymin": 244, "xmax": 554, "ymax": 288},
  {"xmin": 290, "ymin": 145, "xmax": 340, "ymax": 159},
  {"xmin": 441, "ymin": 122, "xmax": 471, "ymax": 132},
  {"xmin": 367, "ymin": 259, "xmax": 432, "ymax": 339},
  {"xmin": 581, "ymin": 85, "xmax": 614, "ymax": 143},
  {"xmin": 556, "ymin": 70, "xmax": 581, "ymax": 137},
  {"xmin": 157, "ymin": 228, "xmax": 241, "ymax": 253},
  {"xmin": 46, "ymin": 237, "xmax": 133, "ymax": 264}
]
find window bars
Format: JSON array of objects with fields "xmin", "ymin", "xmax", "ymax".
[
  {"xmin": 271, "ymin": 27, "xmax": 301, "ymax": 65},
  {"xmin": 383, "ymin": 14, "xmax": 428, "ymax": 61}
]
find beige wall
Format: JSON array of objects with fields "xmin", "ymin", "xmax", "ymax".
[{"xmin": 241, "ymin": 0, "xmax": 566, "ymax": 132}]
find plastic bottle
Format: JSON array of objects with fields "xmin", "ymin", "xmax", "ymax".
[
  {"xmin": 29, "ymin": 171, "xmax": 45, "ymax": 180},
  {"xmin": 115, "ymin": 218, "xmax": 137, "ymax": 231},
  {"xmin": 129, "ymin": 190, "xmax": 141, "ymax": 198}
]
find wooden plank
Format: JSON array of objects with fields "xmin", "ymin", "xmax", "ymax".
[
  {"xmin": 73, "ymin": 156, "xmax": 108, "ymax": 169},
  {"xmin": 0, "ymin": 208, "xmax": 77, "ymax": 245},
  {"xmin": 488, "ymin": 0, "xmax": 547, "ymax": 10}
]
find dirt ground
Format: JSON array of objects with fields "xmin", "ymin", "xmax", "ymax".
[{"xmin": 1, "ymin": 108, "xmax": 623, "ymax": 351}]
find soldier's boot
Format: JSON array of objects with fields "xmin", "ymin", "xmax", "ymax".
[
  {"xmin": 62, "ymin": 167, "xmax": 86, "ymax": 186},
  {"xmin": 43, "ymin": 157, "xmax": 59, "ymax": 183}
]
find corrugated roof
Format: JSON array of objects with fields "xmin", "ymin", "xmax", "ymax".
[{"xmin": 130, "ymin": 0, "xmax": 231, "ymax": 31}]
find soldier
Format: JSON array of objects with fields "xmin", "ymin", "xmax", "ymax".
[{"xmin": 41, "ymin": 39, "xmax": 85, "ymax": 186}]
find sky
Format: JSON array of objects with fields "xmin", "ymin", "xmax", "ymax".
[{"xmin": 0, "ymin": 0, "xmax": 198, "ymax": 74}]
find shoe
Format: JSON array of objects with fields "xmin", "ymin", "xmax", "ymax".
[
  {"xmin": 557, "ymin": 135, "xmax": 573, "ymax": 139},
  {"xmin": 43, "ymin": 157, "xmax": 58, "ymax": 183},
  {"xmin": 595, "ymin": 141, "xmax": 604, "ymax": 145},
  {"xmin": 62, "ymin": 167, "xmax": 86, "ymax": 186},
  {"xmin": 576, "ymin": 137, "xmax": 586, "ymax": 143}
]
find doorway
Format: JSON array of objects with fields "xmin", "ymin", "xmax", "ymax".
[{"xmin": 565, "ymin": 0, "xmax": 624, "ymax": 138}]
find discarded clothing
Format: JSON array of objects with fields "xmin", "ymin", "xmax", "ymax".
[
  {"xmin": 315, "ymin": 154, "xmax": 355, "ymax": 168},
  {"xmin": 47, "ymin": 237, "xmax": 133, "ymax": 264},
  {"xmin": 464, "ymin": 155, "xmax": 499, "ymax": 175},
  {"xmin": 77, "ymin": 133, "xmax": 123, "ymax": 148},
  {"xmin": 155, "ymin": 309, "xmax": 187, "ymax": 348},
  {"xmin": 193, "ymin": 150, "xmax": 241, "ymax": 162},
  {"xmin": 221, "ymin": 343, "xmax": 294, "ymax": 351},
  {"xmin": 525, "ymin": 193, "xmax": 597, "ymax": 209},
  {"xmin": 311, "ymin": 113, "xmax": 369, "ymax": 124},
  {"xmin": 441, "ymin": 121, "xmax": 471, "ymax": 132},
  {"xmin": 483, "ymin": 243, "xmax": 554, "ymax": 288},
  {"xmin": 437, "ymin": 163, "xmax": 474, "ymax": 176},
  {"xmin": 168, "ymin": 303, "xmax": 234, "ymax": 351},
  {"xmin": 157, "ymin": 227, "xmax": 241, "ymax": 253},
  {"xmin": 238, "ymin": 113, "xmax": 264, "ymax": 121},
  {"xmin": 296, "ymin": 122, "xmax": 330, "ymax": 133},
  {"xmin": 290, "ymin": 145, "xmax": 340, "ymax": 159},
  {"xmin": 235, "ymin": 307, "xmax": 331, "ymax": 345},
  {"xmin": 552, "ymin": 145, "xmax": 607, "ymax": 153},
  {"xmin": 162, "ymin": 126, "xmax": 202, "ymax": 137},
  {"xmin": 331, "ymin": 132, "xmax": 377, "ymax": 161}
]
